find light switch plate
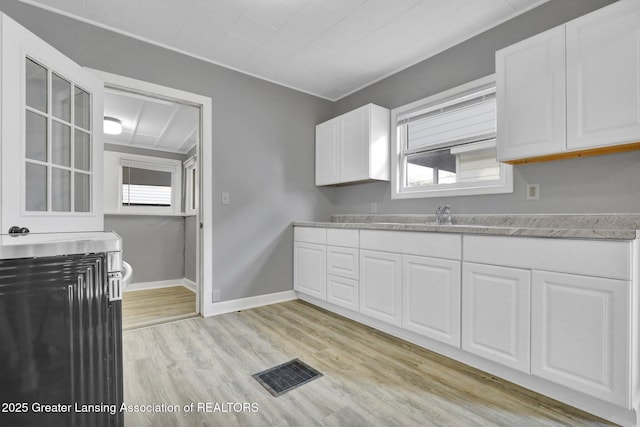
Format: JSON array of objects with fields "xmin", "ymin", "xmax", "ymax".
[{"xmin": 221, "ymin": 192, "xmax": 230, "ymax": 205}]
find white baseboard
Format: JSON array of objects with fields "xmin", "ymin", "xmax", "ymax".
[
  {"xmin": 183, "ymin": 278, "xmax": 196, "ymax": 293},
  {"xmin": 202, "ymin": 290, "xmax": 297, "ymax": 317},
  {"xmin": 125, "ymin": 278, "xmax": 194, "ymax": 292}
]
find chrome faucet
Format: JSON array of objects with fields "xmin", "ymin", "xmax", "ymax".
[{"xmin": 435, "ymin": 205, "xmax": 452, "ymax": 225}]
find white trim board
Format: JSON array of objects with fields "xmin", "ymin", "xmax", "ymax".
[
  {"xmin": 202, "ymin": 290, "xmax": 297, "ymax": 317},
  {"xmin": 124, "ymin": 278, "xmax": 194, "ymax": 293},
  {"xmin": 183, "ymin": 278, "xmax": 196, "ymax": 293},
  {"xmin": 88, "ymin": 69, "xmax": 213, "ymax": 318}
]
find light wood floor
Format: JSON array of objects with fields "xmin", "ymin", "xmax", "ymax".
[
  {"xmin": 122, "ymin": 286, "xmax": 198, "ymax": 331},
  {"xmin": 122, "ymin": 300, "xmax": 613, "ymax": 427}
]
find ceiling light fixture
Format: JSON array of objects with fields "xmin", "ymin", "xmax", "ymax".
[{"xmin": 103, "ymin": 116, "xmax": 123, "ymax": 135}]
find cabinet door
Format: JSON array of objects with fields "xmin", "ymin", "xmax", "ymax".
[
  {"xmin": 531, "ymin": 271, "xmax": 629, "ymax": 406},
  {"xmin": 340, "ymin": 105, "xmax": 369, "ymax": 183},
  {"xmin": 359, "ymin": 249, "xmax": 402, "ymax": 326},
  {"xmin": 1, "ymin": 13, "xmax": 104, "ymax": 234},
  {"xmin": 402, "ymin": 255, "xmax": 461, "ymax": 347},
  {"xmin": 462, "ymin": 263, "xmax": 531, "ymax": 373},
  {"xmin": 496, "ymin": 25, "xmax": 566, "ymax": 161},
  {"xmin": 567, "ymin": 0, "xmax": 640, "ymax": 150},
  {"xmin": 293, "ymin": 242, "xmax": 326, "ymax": 300},
  {"xmin": 315, "ymin": 118, "xmax": 340, "ymax": 185}
]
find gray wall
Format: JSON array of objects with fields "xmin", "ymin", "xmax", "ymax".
[
  {"xmin": 332, "ymin": 0, "xmax": 639, "ymax": 215},
  {"xmin": 105, "ymin": 215, "xmax": 185, "ymax": 283},
  {"xmin": 2, "ymin": 1, "xmax": 335, "ymax": 302}
]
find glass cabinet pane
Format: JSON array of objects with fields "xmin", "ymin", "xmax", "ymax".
[
  {"xmin": 74, "ymin": 87, "xmax": 90, "ymax": 131},
  {"xmin": 74, "ymin": 172, "xmax": 90, "ymax": 212},
  {"xmin": 52, "ymin": 168, "xmax": 71, "ymax": 212},
  {"xmin": 74, "ymin": 130, "xmax": 91, "ymax": 171},
  {"xmin": 52, "ymin": 73, "xmax": 71, "ymax": 122},
  {"xmin": 26, "ymin": 58, "xmax": 47, "ymax": 113},
  {"xmin": 26, "ymin": 111, "xmax": 47, "ymax": 162},
  {"xmin": 26, "ymin": 163, "xmax": 47, "ymax": 211},
  {"xmin": 52, "ymin": 122, "xmax": 71, "ymax": 167}
]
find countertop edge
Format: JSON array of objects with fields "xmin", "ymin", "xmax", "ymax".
[
  {"xmin": 0, "ymin": 232, "xmax": 122, "ymax": 260},
  {"xmin": 291, "ymin": 221, "xmax": 638, "ymax": 240}
]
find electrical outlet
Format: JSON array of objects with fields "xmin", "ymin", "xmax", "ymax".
[
  {"xmin": 213, "ymin": 289, "xmax": 221, "ymax": 302},
  {"xmin": 370, "ymin": 202, "xmax": 378, "ymax": 214},
  {"xmin": 526, "ymin": 184, "xmax": 540, "ymax": 201}
]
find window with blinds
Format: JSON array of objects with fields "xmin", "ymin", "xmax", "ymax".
[
  {"xmin": 121, "ymin": 166, "xmax": 172, "ymax": 206},
  {"xmin": 391, "ymin": 76, "xmax": 512, "ymax": 198}
]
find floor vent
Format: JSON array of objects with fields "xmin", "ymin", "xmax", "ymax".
[{"xmin": 253, "ymin": 359, "xmax": 322, "ymax": 397}]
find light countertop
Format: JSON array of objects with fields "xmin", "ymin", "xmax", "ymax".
[{"xmin": 293, "ymin": 214, "xmax": 640, "ymax": 240}]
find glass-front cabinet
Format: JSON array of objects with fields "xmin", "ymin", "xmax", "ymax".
[{"xmin": 1, "ymin": 12, "xmax": 103, "ymax": 234}]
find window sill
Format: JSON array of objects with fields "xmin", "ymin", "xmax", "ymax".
[{"xmin": 104, "ymin": 211, "xmax": 195, "ymax": 218}]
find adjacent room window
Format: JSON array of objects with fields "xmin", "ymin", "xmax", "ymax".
[
  {"xmin": 391, "ymin": 75, "xmax": 513, "ymax": 199},
  {"xmin": 103, "ymin": 151, "xmax": 182, "ymax": 214},
  {"xmin": 121, "ymin": 166, "xmax": 172, "ymax": 207}
]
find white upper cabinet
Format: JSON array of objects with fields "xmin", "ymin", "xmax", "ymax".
[
  {"xmin": 496, "ymin": 26, "xmax": 566, "ymax": 161},
  {"xmin": 315, "ymin": 104, "xmax": 390, "ymax": 186},
  {"xmin": 566, "ymin": 0, "xmax": 640, "ymax": 150},
  {"xmin": 496, "ymin": 0, "xmax": 640, "ymax": 162},
  {"xmin": 1, "ymin": 13, "xmax": 104, "ymax": 234}
]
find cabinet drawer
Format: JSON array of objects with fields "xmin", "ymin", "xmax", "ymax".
[
  {"xmin": 463, "ymin": 235, "xmax": 631, "ymax": 280},
  {"xmin": 327, "ymin": 246, "xmax": 359, "ymax": 280},
  {"xmin": 327, "ymin": 228, "xmax": 359, "ymax": 247},
  {"xmin": 360, "ymin": 230, "xmax": 461, "ymax": 260},
  {"xmin": 327, "ymin": 275, "xmax": 359, "ymax": 311},
  {"xmin": 294, "ymin": 226, "xmax": 327, "ymax": 244}
]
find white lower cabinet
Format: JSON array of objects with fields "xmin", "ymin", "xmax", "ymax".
[
  {"xmin": 293, "ymin": 242, "xmax": 326, "ymax": 300},
  {"xmin": 359, "ymin": 249, "xmax": 402, "ymax": 327},
  {"xmin": 402, "ymin": 255, "xmax": 461, "ymax": 347},
  {"xmin": 531, "ymin": 270, "xmax": 630, "ymax": 407},
  {"xmin": 293, "ymin": 226, "xmax": 639, "ymax": 426},
  {"xmin": 461, "ymin": 263, "xmax": 531, "ymax": 373}
]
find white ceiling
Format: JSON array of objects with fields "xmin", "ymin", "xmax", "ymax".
[
  {"xmin": 104, "ymin": 89, "xmax": 199, "ymax": 154},
  {"xmin": 21, "ymin": 0, "xmax": 548, "ymax": 101}
]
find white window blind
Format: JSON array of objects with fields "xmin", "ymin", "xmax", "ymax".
[
  {"xmin": 121, "ymin": 165, "xmax": 173, "ymax": 207},
  {"xmin": 401, "ymin": 87, "xmax": 496, "ymax": 151},
  {"xmin": 122, "ymin": 184, "xmax": 172, "ymax": 206}
]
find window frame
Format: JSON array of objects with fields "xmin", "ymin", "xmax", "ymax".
[
  {"xmin": 183, "ymin": 155, "xmax": 198, "ymax": 216},
  {"xmin": 391, "ymin": 75, "xmax": 513, "ymax": 199},
  {"xmin": 103, "ymin": 151, "xmax": 182, "ymax": 215}
]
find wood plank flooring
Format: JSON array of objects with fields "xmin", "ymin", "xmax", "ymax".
[
  {"xmin": 122, "ymin": 300, "xmax": 613, "ymax": 427},
  {"xmin": 122, "ymin": 286, "xmax": 197, "ymax": 331}
]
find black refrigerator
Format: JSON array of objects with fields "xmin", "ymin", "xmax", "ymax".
[{"xmin": 0, "ymin": 252, "xmax": 123, "ymax": 427}]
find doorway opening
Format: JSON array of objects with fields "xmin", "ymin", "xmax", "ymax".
[{"xmin": 90, "ymin": 69, "xmax": 213, "ymax": 328}]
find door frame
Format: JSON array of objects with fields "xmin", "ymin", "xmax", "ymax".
[{"xmin": 87, "ymin": 68, "xmax": 213, "ymax": 316}]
